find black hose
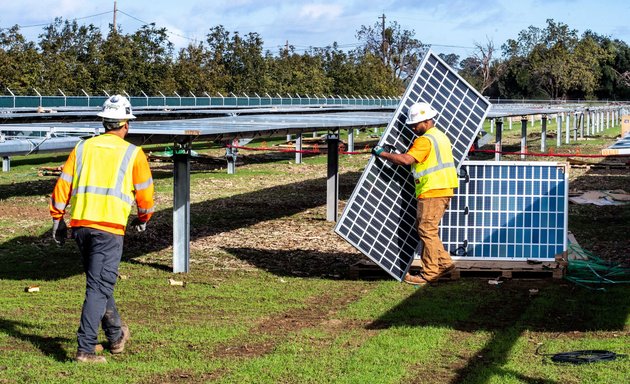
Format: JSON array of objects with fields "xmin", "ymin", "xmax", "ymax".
[{"xmin": 551, "ymin": 350, "xmax": 621, "ymax": 364}]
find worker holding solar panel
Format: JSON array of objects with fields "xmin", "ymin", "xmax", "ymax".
[
  {"xmin": 372, "ymin": 102, "xmax": 458, "ymax": 285},
  {"xmin": 49, "ymin": 95, "xmax": 155, "ymax": 363}
]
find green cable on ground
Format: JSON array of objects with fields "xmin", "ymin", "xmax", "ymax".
[{"xmin": 565, "ymin": 244, "xmax": 630, "ymax": 290}]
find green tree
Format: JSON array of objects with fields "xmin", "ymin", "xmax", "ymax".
[
  {"xmin": 317, "ymin": 43, "xmax": 356, "ymax": 95},
  {"xmin": 173, "ymin": 42, "xmax": 213, "ymax": 95},
  {"xmin": 130, "ymin": 23, "xmax": 175, "ymax": 94},
  {"xmin": 99, "ymin": 26, "xmax": 136, "ymax": 94},
  {"xmin": 226, "ymin": 31, "xmax": 269, "ymax": 93},
  {"xmin": 353, "ymin": 52, "xmax": 402, "ymax": 95},
  {"xmin": 38, "ymin": 18, "xmax": 104, "ymax": 94},
  {"xmin": 438, "ymin": 53, "xmax": 460, "ymax": 69},
  {"xmin": 356, "ymin": 19, "xmax": 423, "ymax": 82},
  {"xmin": 0, "ymin": 25, "xmax": 41, "ymax": 94},
  {"xmin": 267, "ymin": 45, "xmax": 331, "ymax": 95},
  {"xmin": 205, "ymin": 25, "xmax": 233, "ymax": 93}
]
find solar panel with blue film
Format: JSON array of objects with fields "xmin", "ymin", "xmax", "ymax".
[{"xmin": 437, "ymin": 161, "xmax": 568, "ymax": 260}]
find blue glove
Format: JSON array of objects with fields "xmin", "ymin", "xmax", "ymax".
[
  {"xmin": 52, "ymin": 219, "xmax": 67, "ymax": 245},
  {"xmin": 371, "ymin": 145, "xmax": 385, "ymax": 156},
  {"xmin": 130, "ymin": 217, "xmax": 147, "ymax": 232}
]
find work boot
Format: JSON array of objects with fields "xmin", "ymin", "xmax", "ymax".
[
  {"xmin": 110, "ymin": 324, "xmax": 130, "ymax": 354},
  {"xmin": 75, "ymin": 351, "xmax": 107, "ymax": 363},
  {"xmin": 403, "ymin": 273, "xmax": 431, "ymax": 286}
]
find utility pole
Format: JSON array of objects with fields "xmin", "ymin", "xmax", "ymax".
[
  {"xmin": 113, "ymin": 1, "xmax": 117, "ymax": 32},
  {"xmin": 379, "ymin": 13, "xmax": 387, "ymax": 65}
]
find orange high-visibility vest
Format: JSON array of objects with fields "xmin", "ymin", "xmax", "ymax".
[{"xmin": 412, "ymin": 127, "xmax": 458, "ymax": 198}]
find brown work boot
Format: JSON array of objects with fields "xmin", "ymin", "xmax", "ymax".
[
  {"xmin": 403, "ymin": 273, "xmax": 431, "ymax": 286},
  {"xmin": 110, "ymin": 324, "xmax": 130, "ymax": 354},
  {"xmin": 75, "ymin": 351, "xmax": 107, "ymax": 363}
]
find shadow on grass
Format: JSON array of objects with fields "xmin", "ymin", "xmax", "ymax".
[
  {"xmin": 0, "ymin": 171, "xmax": 362, "ymax": 281},
  {"xmin": 0, "ymin": 318, "xmax": 72, "ymax": 362},
  {"xmin": 220, "ymin": 247, "xmax": 365, "ymax": 279},
  {"xmin": 367, "ymin": 280, "xmax": 629, "ymax": 384}
]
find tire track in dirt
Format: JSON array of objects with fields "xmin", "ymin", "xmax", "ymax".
[
  {"xmin": 211, "ymin": 286, "xmax": 368, "ymax": 359},
  {"xmin": 138, "ymin": 284, "xmax": 373, "ymax": 383}
]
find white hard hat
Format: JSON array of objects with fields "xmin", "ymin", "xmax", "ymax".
[
  {"xmin": 405, "ymin": 102, "xmax": 438, "ymax": 125},
  {"xmin": 97, "ymin": 95, "xmax": 136, "ymax": 121}
]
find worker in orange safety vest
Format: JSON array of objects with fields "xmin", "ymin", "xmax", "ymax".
[{"xmin": 49, "ymin": 94, "xmax": 154, "ymax": 363}]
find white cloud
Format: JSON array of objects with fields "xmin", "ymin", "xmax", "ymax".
[{"xmin": 298, "ymin": 4, "xmax": 343, "ymax": 20}]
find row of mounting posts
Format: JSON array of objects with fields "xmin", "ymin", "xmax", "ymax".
[{"xmin": 492, "ymin": 108, "xmax": 620, "ymax": 161}]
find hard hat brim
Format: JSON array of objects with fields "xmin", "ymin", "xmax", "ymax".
[
  {"xmin": 97, "ymin": 112, "xmax": 136, "ymax": 120},
  {"xmin": 405, "ymin": 110, "xmax": 438, "ymax": 125}
]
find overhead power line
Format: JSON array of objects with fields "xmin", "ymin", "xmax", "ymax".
[
  {"xmin": 116, "ymin": 9, "xmax": 200, "ymax": 43},
  {"xmin": 1, "ymin": 7, "xmax": 476, "ymax": 54},
  {"xmin": 2, "ymin": 10, "xmax": 113, "ymax": 30}
]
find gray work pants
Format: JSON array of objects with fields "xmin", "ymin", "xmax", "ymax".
[{"xmin": 73, "ymin": 227, "xmax": 124, "ymax": 353}]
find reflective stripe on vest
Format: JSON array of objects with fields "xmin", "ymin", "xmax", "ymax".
[
  {"xmin": 411, "ymin": 127, "xmax": 458, "ymax": 197},
  {"xmin": 69, "ymin": 136, "xmax": 139, "ymax": 226}
]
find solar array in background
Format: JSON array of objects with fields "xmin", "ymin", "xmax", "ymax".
[
  {"xmin": 437, "ymin": 161, "xmax": 568, "ymax": 261},
  {"xmin": 335, "ymin": 49, "xmax": 491, "ymax": 281}
]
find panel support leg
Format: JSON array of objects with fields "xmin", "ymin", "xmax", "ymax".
[
  {"xmin": 541, "ymin": 116, "xmax": 547, "ymax": 153},
  {"xmin": 173, "ymin": 146, "xmax": 191, "ymax": 273},
  {"xmin": 2, "ymin": 156, "xmax": 9, "ymax": 172},
  {"xmin": 520, "ymin": 117, "xmax": 528, "ymax": 159},
  {"xmin": 326, "ymin": 132, "xmax": 339, "ymax": 222},
  {"xmin": 226, "ymin": 145, "xmax": 237, "ymax": 174},
  {"xmin": 295, "ymin": 133, "xmax": 302, "ymax": 164},
  {"xmin": 494, "ymin": 120, "xmax": 503, "ymax": 161},
  {"xmin": 347, "ymin": 128, "xmax": 354, "ymax": 153}
]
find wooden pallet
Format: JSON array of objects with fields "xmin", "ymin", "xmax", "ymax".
[
  {"xmin": 349, "ymin": 258, "xmax": 564, "ymax": 280},
  {"xmin": 444, "ymin": 260, "xmax": 564, "ymax": 280},
  {"xmin": 568, "ymin": 158, "xmax": 630, "ymax": 170}
]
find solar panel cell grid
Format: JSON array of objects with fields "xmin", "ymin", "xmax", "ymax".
[
  {"xmin": 335, "ymin": 49, "xmax": 491, "ymax": 281},
  {"xmin": 439, "ymin": 161, "xmax": 568, "ymax": 261}
]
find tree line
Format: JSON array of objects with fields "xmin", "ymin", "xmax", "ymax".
[{"xmin": 0, "ymin": 17, "xmax": 629, "ymax": 100}]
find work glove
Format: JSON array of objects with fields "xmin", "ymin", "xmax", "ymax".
[
  {"xmin": 130, "ymin": 217, "xmax": 147, "ymax": 232},
  {"xmin": 52, "ymin": 219, "xmax": 67, "ymax": 245},
  {"xmin": 371, "ymin": 144, "xmax": 397, "ymax": 157}
]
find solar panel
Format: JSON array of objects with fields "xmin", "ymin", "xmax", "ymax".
[
  {"xmin": 335, "ymin": 49, "xmax": 491, "ymax": 281},
  {"xmin": 435, "ymin": 161, "xmax": 569, "ymax": 261}
]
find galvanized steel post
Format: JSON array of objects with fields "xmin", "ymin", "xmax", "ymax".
[
  {"xmin": 173, "ymin": 148, "xmax": 190, "ymax": 273},
  {"xmin": 295, "ymin": 133, "xmax": 303, "ymax": 164},
  {"xmin": 541, "ymin": 116, "xmax": 547, "ymax": 153},
  {"xmin": 557, "ymin": 114, "xmax": 562, "ymax": 148},
  {"xmin": 326, "ymin": 132, "xmax": 339, "ymax": 222},
  {"xmin": 347, "ymin": 128, "xmax": 354, "ymax": 152},
  {"xmin": 565, "ymin": 112, "xmax": 570, "ymax": 144},
  {"xmin": 521, "ymin": 116, "xmax": 527, "ymax": 159},
  {"xmin": 2, "ymin": 156, "xmax": 10, "ymax": 172},
  {"xmin": 495, "ymin": 119, "xmax": 503, "ymax": 161}
]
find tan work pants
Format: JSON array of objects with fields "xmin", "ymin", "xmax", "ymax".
[{"xmin": 417, "ymin": 196, "xmax": 453, "ymax": 280}]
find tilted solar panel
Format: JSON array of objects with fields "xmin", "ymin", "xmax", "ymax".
[
  {"xmin": 335, "ymin": 49, "xmax": 491, "ymax": 281},
  {"xmin": 438, "ymin": 161, "xmax": 569, "ymax": 261}
]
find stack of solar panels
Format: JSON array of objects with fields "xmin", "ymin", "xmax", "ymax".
[{"xmin": 334, "ymin": 49, "xmax": 568, "ymax": 281}]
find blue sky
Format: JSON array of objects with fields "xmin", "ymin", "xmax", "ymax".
[{"xmin": 2, "ymin": 0, "xmax": 629, "ymax": 58}]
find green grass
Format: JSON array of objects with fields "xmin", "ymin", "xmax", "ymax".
[{"xmin": 0, "ymin": 131, "xmax": 628, "ymax": 383}]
